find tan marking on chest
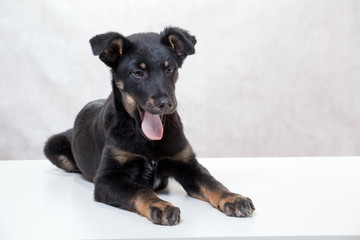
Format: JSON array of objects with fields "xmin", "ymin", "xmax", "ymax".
[
  {"xmin": 110, "ymin": 147, "xmax": 146, "ymax": 164},
  {"xmin": 161, "ymin": 145, "xmax": 195, "ymax": 162}
]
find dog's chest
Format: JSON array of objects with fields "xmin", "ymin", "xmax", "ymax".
[{"xmin": 131, "ymin": 158, "xmax": 161, "ymax": 190}]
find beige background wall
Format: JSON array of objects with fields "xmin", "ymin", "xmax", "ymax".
[{"xmin": 1, "ymin": 0, "xmax": 359, "ymax": 159}]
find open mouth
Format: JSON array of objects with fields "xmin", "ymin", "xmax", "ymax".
[{"xmin": 138, "ymin": 107, "xmax": 165, "ymax": 141}]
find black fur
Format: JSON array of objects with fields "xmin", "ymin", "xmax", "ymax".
[{"xmin": 44, "ymin": 27, "xmax": 254, "ymax": 225}]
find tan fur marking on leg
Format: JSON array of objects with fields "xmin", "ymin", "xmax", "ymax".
[
  {"xmin": 133, "ymin": 192, "xmax": 154, "ymax": 218},
  {"xmin": 197, "ymin": 185, "xmax": 247, "ymax": 213},
  {"xmin": 132, "ymin": 189, "xmax": 181, "ymax": 225},
  {"xmin": 133, "ymin": 190, "xmax": 164, "ymax": 218},
  {"xmin": 218, "ymin": 195, "xmax": 244, "ymax": 209},
  {"xmin": 110, "ymin": 147, "xmax": 146, "ymax": 164},
  {"xmin": 199, "ymin": 185, "xmax": 223, "ymax": 208},
  {"xmin": 58, "ymin": 155, "xmax": 76, "ymax": 172}
]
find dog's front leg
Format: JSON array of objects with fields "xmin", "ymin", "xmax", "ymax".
[
  {"xmin": 161, "ymin": 146, "xmax": 255, "ymax": 217},
  {"xmin": 94, "ymin": 161, "xmax": 180, "ymax": 225},
  {"xmin": 188, "ymin": 168, "xmax": 255, "ymax": 217}
]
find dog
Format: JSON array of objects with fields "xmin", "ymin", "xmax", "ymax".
[{"xmin": 44, "ymin": 27, "xmax": 255, "ymax": 225}]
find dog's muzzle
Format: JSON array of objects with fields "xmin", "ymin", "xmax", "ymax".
[
  {"xmin": 138, "ymin": 96, "xmax": 176, "ymax": 141},
  {"xmin": 153, "ymin": 97, "xmax": 174, "ymax": 114}
]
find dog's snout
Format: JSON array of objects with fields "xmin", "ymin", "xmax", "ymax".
[
  {"xmin": 145, "ymin": 96, "xmax": 176, "ymax": 114},
  {"xmin": 156, "ymin": 97, "xmax": 173, "ymax": 112}
]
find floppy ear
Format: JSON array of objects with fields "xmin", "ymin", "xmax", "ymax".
[
  {"xmin": 160, "ymin": 27, "xmax": 197, "ymax": 67},
  {"xmin": 89, "ymin": 32, "xmax": 132, "ymax": 67}
]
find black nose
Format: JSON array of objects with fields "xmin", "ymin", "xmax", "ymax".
[{"xmin": 156, "ymin": 97, "xmax": 173, "ymax": 112}]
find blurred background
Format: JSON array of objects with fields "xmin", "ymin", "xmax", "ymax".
[{"xmin": 0, "ymin": 0, "xmax": 359, "ymax": 160}]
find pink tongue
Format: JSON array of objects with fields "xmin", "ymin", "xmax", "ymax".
[{"xmin": 141, "ymin": 112, "xmax": 163, "ymax": 140}]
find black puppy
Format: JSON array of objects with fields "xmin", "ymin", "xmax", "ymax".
[{"xmin": 44, "ymin": 27, "xmax": 255, "ymax": 225}]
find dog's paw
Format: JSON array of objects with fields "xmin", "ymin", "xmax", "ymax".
[
  {"xmin": 219, "ymin": 194, "xmax": 255, "ymax": 217},
  {"xmin": 149, "ymin": 202, "xmax": 181, "ymax": 225}
]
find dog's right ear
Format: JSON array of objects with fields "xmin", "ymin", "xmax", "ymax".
[{"xmin": 89, "ymin": 32, "xmax": 132, "ymax": 67}]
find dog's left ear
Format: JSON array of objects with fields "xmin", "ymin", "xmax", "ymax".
[
  {"xmin": 160, "ymin": 27, "xmax": 197, "ymax": 67},
  {"xmin": 89, "ymin": 32, "xmax": 132, "ymax": 67}
]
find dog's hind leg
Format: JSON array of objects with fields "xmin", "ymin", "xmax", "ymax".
[{"xmin": 44, "ymin": 129, "xmax": 81, "ymax": 173}]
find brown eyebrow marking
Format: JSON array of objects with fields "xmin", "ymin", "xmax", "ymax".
[
  {"xmin": 140, "ymin": 63, "xmax": 146, "ymax": 69},
  {"xmin": 164, "ymin": 61, "xmax": 169, "ymax": 67}
]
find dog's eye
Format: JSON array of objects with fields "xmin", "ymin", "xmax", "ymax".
[
  {"xmin": 132, "ymin": 70, "xmax": 145, "ymax": 78},
  {"xmin": 166, "ymin": 66, "xmax": 174, "ymax": 75}
]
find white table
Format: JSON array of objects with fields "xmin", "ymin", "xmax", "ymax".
[{"xmin": 1, "ymin": 158, "xmax": 359, "ymax": 239}]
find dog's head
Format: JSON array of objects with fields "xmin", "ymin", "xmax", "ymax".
[{"xmin": 90, "ymin": 27, "xmax": 196, "ymax": 141}]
